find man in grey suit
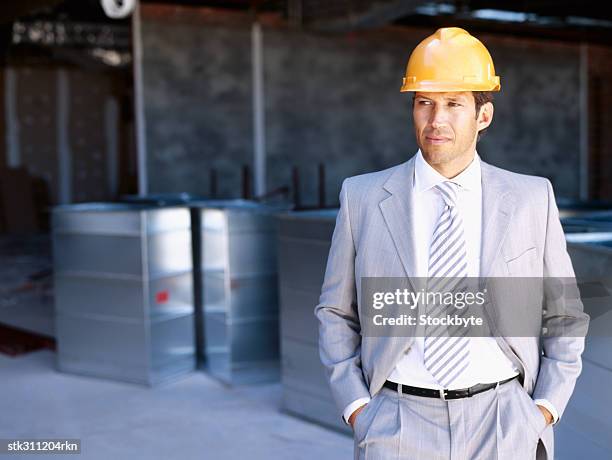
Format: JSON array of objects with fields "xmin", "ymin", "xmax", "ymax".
[{"xmin": 315, "ymin": 27, "xmax": 589, "ymax": 459}]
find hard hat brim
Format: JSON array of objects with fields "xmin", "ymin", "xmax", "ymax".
[{"xmin": 400, "ymin": 79, "xmax": 501, "ymax": 93}]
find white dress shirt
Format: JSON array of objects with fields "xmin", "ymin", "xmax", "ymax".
[{"xmin": 343, "ymin": 150, "xmax": 559, "ymax": 426}]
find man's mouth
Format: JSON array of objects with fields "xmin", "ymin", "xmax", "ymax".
[{"xmin": 425, "ymin": 136, "xmax": 450, "ymax": 144}]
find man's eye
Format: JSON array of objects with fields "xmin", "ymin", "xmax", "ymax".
[
  {"xmin": 418, "ymin": 100, "xmax": 431, "ymax": 105},
  {"xmin": 449, "ymin": 102, "xmax": 461, "ymax": 107}
]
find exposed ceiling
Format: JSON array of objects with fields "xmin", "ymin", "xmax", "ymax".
[
  {"xmin": 1, "ymin": 0, "xmax": 611, "ymax": 45},
  {"xmin": 287, "ymin": 0, "xmax": 612, "ymax": 43}
]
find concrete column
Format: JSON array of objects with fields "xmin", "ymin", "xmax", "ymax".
[
  {"xmin": 133, "ymin": 0, "xmax": 148, "ymax": 196},
  {"xmin": 252, "ymin": 21, "xmax": 266, "ymax": 198},
  {"xmin": 4, "ymin": 67, "xmax": 20, "ymax": 168},
  {"xmin": 579, "ymin": 42, "xmax": 589, "ymax": 201},
  {"xmin": 105, "ymin": 96, "xmax": 119, "ymax": 198},
  {"xmin": 57, "ymin": 68, "xmax": 72, "ymax": 204}
]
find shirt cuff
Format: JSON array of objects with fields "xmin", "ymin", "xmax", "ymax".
[
  {"xmin": 534, "ymin": 398, "xmax": 559, "ymax": 425},
  {"xmin": 343, "ymin": 397, "xmax": 371, "ymax": 425}
]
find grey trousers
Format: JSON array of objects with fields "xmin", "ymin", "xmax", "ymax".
[{"xmin": 352, "ymin": 378, "xmax": 550, "ymax": 460}]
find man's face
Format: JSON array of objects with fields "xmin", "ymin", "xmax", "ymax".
[{"xmin": 412, "ymin": 91, "xmax": 488, "ymax": 168}]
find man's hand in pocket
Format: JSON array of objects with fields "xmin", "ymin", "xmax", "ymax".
[{"xmin": 349, "ymin": 403, "xmax": 368, "ymax": 429}]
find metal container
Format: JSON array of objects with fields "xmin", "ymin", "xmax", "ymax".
[
  {"xmin": 277, "ymin": 209, "xmax": 350, "ymax": 432},
  {"xmin": 195, "ymin": 200, "xmax": 286, "ymax": 384},
  {"xmin": 52, "ymin": 203, "xmax": 195, "ymax": 385},
  {"xmin": 556, "ymin": 228, "xmax": 612, "ymax": 457},
  {"xmin": 119, "ymin": 194, "xmax": 207, "ymax": 368},
  {"xmin": 276, "ymin": 209, "xmax": 612, "ymax": 438},
  {"xmin": 565, "ymin": 231, "xmax": 612, "ymax": 368}
]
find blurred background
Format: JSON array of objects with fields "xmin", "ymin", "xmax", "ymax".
[{"xmin": 0, "ymin": 1, "xmax": 610, "ymax": 459}]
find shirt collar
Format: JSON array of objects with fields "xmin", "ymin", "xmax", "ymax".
[{"xmin": 413, "ymin": 148, "xmax": 481, "ymax": 194}]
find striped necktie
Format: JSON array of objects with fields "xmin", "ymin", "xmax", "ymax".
[{"xmin": 423, "ymin": 180, "xmax": 470, "ymax": 388}]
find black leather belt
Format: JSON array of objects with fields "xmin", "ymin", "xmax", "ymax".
[{"xmin": 383, "ymin": 374, "xmax": 519, "ymax": 400}]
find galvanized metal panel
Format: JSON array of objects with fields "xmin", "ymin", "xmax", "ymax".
[
  {"xmin": 146, "ymin": 207, "xmax": 191, "ymax": 233},
  {"xmin": 56, "ymin": 314, "xmax": 148, "ymax": 383},
  {"xmin": 53, "ymin": 204, "xmax": 144, "ymax": 235},
  {"xmin": 228, "ymin": 274, "xmax": 279, "ymax": 320},
  {"xmin": 567, "ymin": 237, "xmax": 612, "ymax": 373},
  {"xmin": 52, "ymin": 203, "xmax": 195, "ymax": 385},
  {"xmin": 281, "ymin": 338, "xmax": 331, "ymax": 398},
  {"xmin": 54, "ymin": 233, "xmax": 143, "ymax": 276},
  {"xmin": 277, "ymin": 236, "xmax": 331, "ymax": 293},
  {"xmin": 559, "ymin": 231, "xmax": 612, "ymax": 458},
  {"xmin": 197, "ymin": 201, "xmax": 283, "ymax": 384},
  {"xmin": 147, "ymin": 231, "xmax": 192, "ymax": 277},
  {"xmin": 555, "ymin": 359, "xmax": 612, "ymax": 458},
  {"xmin": 282, "ymin": 387, "xmax": 349, "ymax": 434},
  {"xmin": 202, "ymin": 271, "xmax": 227, "ymax": 312},
  {"xmin": 230, "ymin": 318, "xmax": 279, "ymax": 362},
  {"xmin": 278, "ymin": 210, "xmax": 338, "ymax": 241},
  {"xmin": 277, "ymin": 210, "xmax": 342, "ymax": 429},
  {"xmin": 148, "ymin": 272, "xmax": 193, "ymax": 318},
  {"xmin": 150, "ymin": 314, "xmax": 196, "ymax": 369},
  {"xmin": 227, "ymin": 230, "xmax": 277, "ymax": 276},
  {"xmin": 279, "ymin": 285, "xmax": 319, "ymax": 346},
  {"xmin": 204, "ymin": 311, "xmax": 229, "ymax": 354},
  {"xmin": 55, "ymin": 274, "xmax": 144, "ymax": 319}
]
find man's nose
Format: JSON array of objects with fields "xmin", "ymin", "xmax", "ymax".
[{"xmin": 429, "ymin": 105, "xmax": 448, "ymax": 129}]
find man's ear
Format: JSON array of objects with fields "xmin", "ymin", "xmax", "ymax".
[{"xmin": 477, "ymin": 102, "xmax": 494, "ymax": 131}]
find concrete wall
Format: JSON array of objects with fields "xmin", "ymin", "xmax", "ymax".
[
  {"xmin": 141, "ymin": 8, "xmax": 253, "ymax": 198},
  {"xmin": 478, "ymin": 37, "xmax": 580, "ymax": 196},
  {"xmin": 140, "ymin": 5, "xmax": 582, "ymax": 204},
  {"xmin": 1, "ymin": 66, "xmax": 123, "ymax": 205}
]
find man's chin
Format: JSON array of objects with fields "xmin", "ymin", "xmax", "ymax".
[{"xmin": 420, "ymin": 147, "xmax": 454, "ymax": 164}]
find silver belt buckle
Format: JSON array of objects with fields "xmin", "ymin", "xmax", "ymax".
[{"xmin": 439, "ymin": 388, "xmax": 448, "ymax": 400}]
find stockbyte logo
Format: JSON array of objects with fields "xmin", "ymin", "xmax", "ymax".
[{"xmin": 359, "ymin": 276, "xmax": 595, "ymax": 339}]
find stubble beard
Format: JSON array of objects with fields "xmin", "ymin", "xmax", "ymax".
[{"xmin": 420, "ymin": 145, "xmax": 459, "ymax": 166}]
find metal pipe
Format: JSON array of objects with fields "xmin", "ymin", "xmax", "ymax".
[
  {"xmin": 4, "ymin": 67, "xmax": 19, "ymax": 169},
  {"xmin": 579, "ymin": 42, "xmax": 590, "ymax": 201},
  {"xmin": 57, "ymin": 68, "xmax": 72, "ymax": 204},
  {"xmin": 105, "ymin": 97, "xmax": 119, "ymax": 199},
  {"xmin": 133, "ymin": 0, "xmax": 148, "ymax": 196},
  {"xmin": 252, "ymin": 21, "xmax": 266, "ymax": 198}
]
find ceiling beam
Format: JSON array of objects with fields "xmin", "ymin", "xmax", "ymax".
[
  {"xmin": 0, "ymin": 0, "xmax": 64, "ymax": 25},
  {"xmin": 288, "ymin": 0, "xmax": 423, "ymax": 31}
]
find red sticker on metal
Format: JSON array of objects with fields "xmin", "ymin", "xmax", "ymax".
[{"xmin": 156, "ymin": 290, "xmax": 169, "ymax": 303}]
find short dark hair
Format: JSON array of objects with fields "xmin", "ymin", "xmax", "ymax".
[
  {"xmin": 411, "ymin": 91, "xmax": 495, "ymax": 142},
  {"xmin": 473, "ymin": 91, "xmax": 494, "ymax": 142}
]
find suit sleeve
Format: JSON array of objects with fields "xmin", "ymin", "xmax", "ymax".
[
  {"xmin": 314, "ymin": 178, "xmax": 371, "ymax": 417},
  {"xmin": 531, "ymin": 178, "xmax": 590, "ymax": 421}
]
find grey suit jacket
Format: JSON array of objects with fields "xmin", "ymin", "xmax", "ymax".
[{"xmin": 315, "ymin": 153, "xmax": 590, "ymax": 459}]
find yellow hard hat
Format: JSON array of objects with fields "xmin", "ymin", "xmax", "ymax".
[{"xmin": 400, "ymin": 27, "xmax": 500, "ymax": 92}]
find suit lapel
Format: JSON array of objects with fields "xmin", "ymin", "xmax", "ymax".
[
  {"xmin": 478, "ymin": 161, "xmax": 529, "ymax": 378},
  {"xmin": 480, "ymin": 161, "xmax": 516, "ymax": 278},
  {"xmin": 379, "ymin": 156, "xmax": 418, "ymax": 283},
  {"xmin": 373, "ymin": 157, "xmax": 419, "ymax": 388}
]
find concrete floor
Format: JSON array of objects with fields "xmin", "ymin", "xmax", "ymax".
[
  {"xmin": 3, "ymin": 349, "xmax": 609, "ymax": 459},
  {"xmin": 0, "ymin": 350, "xmax": 352, "ymax": 460}
]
